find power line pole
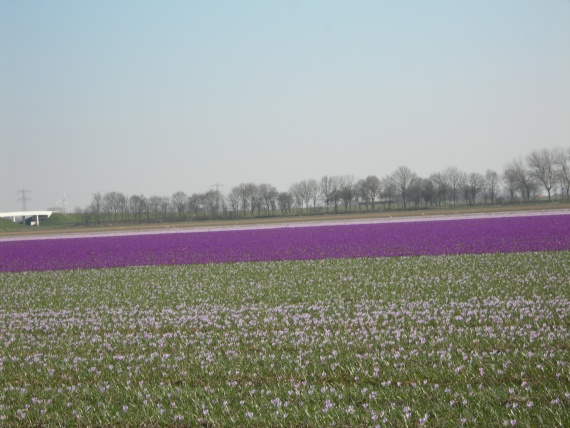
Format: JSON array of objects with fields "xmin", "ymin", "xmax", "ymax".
[
  {"xmin": 211, "ymin": 183, "xmax": 224, "ymax": 193},
  {"xmin": 17, "ymin": 189, "xmax": 32, "ymax": 211}
]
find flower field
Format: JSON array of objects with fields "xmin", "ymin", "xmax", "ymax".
[
  {"xmin": 0, "ymin": 214, "xmax": 569, "ymax": 426},
  {"xmin": 1, "ymin": 214, "xmax": 570, "ymax": 272}
]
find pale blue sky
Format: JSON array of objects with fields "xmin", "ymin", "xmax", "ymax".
[{"xmin": 1, "ymin": 0, "xmax": 569, "ymax": 211}]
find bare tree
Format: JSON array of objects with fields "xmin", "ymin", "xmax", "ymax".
[
  {"xmin": 91, "ymin": 192, "xmax": 103, "ymax": 224},
  {"xmin": 243, "ymin": 183, "xmax": 260, "ymax": 217},
  {"xmin": 159, "ymin": 196, "xmax": 170, "ymax": 219},
  {"xmin": 171, "ymin": 191, "xmax": 188, "ymax": 218},
  {"xmin": 392, "ymin": 166, "xmax": 417, "ymax": 209},
  {"xmin": 443, "ymin": 166, "xmax": 466, "ymax": 205},
  {"xmin": 319, "ymin": 176, "xmax": 333, "ymax": 212},
  {"xmin": 188, "ymin": 193, "xmax": 204, "ymax": 217},
  {"xmin": 289, "ymin": 182, "xmax": 305, "ymax": 214},
  {"xmin": 288, "ymin": 179, "xmax": 319, "ymax": 213},
  {"xmin": 203, "ymin": 190, "xmax": 220, "ymax": 217},
  {"xmin": 148, "ymin": 195, "xmax": 163, "ymax": 220},
  {"xmin": 526, "ymin": 148, "xmax": 556, "ymax": 201},
  {"xmin": 227, "ymin": 188, "xmax": 241, "ymax": 217},
  {"xmin": 117, "ymin": 193, "xmax": 128, "ymax": 220},
  {"xmin": 141, "ymin": 195, "xmax": 149, "ymax": 221},
  {"xmin": 502, "ymin": 164, "xmax": 518, "ymax": 202},
  {"xmin": 339, "ymin": 186, "xmax": 353, "ymax": 211},
  {"xmin": 129, "ymin": 194, "xmax": 146, "ymax": 221},
  {"xmin": 129, "ymin": 195, "xmax": 139, "ymax": 221},
  {"xmin": 339, "ymin": 175, "xmax": 357, "ymax": 211},
  {"xmin": 219, "ymin": 194, "xmax": 228, "ymax": 218},
  {"xmin": 75, "ymin": 206, "xmax": 93, "ymax": 225},
  {"xmin": 358, "ymin": 175, "xmax": 381, "ymax": 211},
  {"xmin": 258, "ymin": 183, "xmax": 278, "ymax": 216},
  {"xmin": 318, "ymin": 175, "xmax": 342, "ymax": 213},
  {"xmin": 277, "ymin": 192, "xmax": 293, "ymax": 215},
  {"xmin": 356, "ymin": 179, "xmax": 368, "ymax": 210},
  {"xmin": 554, "ymin": 147, "xmax": 570, "ymax": 200},
  {"xmin": 419, "ymin": 177, "xmax": 435, "ymax": 208},
  {"xmin": 328, "ymin": 176, "xmax": 343, "ymax": 213},
  {"xmin": 505, "ymin": 158, "xmax": 535, "ymax": 201},
  {"xmin": 465, "ymin": 172, "xmax": 485, "ymax": 206},
  {"xmin": 103, "ymin": 191, "xmax": 121, "ymax": 221},
  {"xmin": 300, "ymin": 180, "xmax": 313, "ymax": 212},
  {"xmin": 101, "ymin": 193, "xmax": 112, "ymax": 222},
  {"xmin": 484, "ymin": 170, "xmax": 500, "ymax": 204},
  {"xmin": 430, "ymin": 172, "xmax": 447, "ymax": 206},
  {"xmin": 408, "ymin": 179, "xmax": 422, "ymax": 208},
  {"xmin": 306, "ymin": 179, "xmax": 320, "ymax": 212},
  {"xmin": 231, "ymin": 183, "xmax": 251, "ymax": 218},
  {"xmin": 381, "ymin": 175, "xmax": 396, "ymax": 209}
]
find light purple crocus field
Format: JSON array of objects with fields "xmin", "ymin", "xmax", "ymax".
[{"xmin": 1, "ymin": 214, "xmax": 569, "ymax": 272}]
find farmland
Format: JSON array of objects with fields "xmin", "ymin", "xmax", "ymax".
[
  {"xmin": 2, "ymin": 213, "xmax": 570, "ymax": 273},
  {"xmin": 0, "ymin": 214, "xmax": 569, "ymax": 426}
]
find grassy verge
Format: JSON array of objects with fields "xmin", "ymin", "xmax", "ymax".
[
  {"xmin": 1, "ymin": 251, "xmax": 568, "ymax": 426},
  {"xmin": 0, "ymin": 217, "xmax": 24, "ymax": 232},
  {"xmin": 40, "ymin": 212, "xmax": 80, "ymax": 228}
]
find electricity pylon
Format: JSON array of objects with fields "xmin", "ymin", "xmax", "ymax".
[{"xmin": 17, "ymin": 189, "xmax": 31, "ymax": 211}]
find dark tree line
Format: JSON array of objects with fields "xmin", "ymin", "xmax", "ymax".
[{"xmin": 77, "ymin": 146, "xmax": 570, "ymax": 224}]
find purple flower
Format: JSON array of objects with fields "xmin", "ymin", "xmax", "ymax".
[{"xmin": 2, "ymin": 214, "xmax": 569, "ymax": 272}]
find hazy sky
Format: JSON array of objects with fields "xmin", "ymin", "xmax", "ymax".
[{"xmin": 1, "ymin": 1, "xmax": 569, "ymax": 212}]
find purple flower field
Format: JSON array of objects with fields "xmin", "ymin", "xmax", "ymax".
[{"xmin": 1, "ymin": 214, "xmax": 569, "ymax": 272}]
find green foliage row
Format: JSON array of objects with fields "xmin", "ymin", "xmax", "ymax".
[{"xmin": 0, "ymin": 217, "xmax": 24, "ymax": 232}]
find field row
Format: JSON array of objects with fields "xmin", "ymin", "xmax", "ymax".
[
  {"xmin": 1, "ymin": 251, "xmax": 569, "ymax": 426},
  {"xmin": 1, "ymin": 214, "xmax": 569, "ymax": 272}
]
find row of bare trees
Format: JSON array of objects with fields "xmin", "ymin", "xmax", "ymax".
[
  {"xmin": 79, "ymin": 147, "xmax": 570, "ymax": 224},
  {"xmin": 81, "ymin": 189, "xmax": 223, "ymax": 224},
  {"xmin": 503, "ymin": 148, "xmax": 570, "ymax": 202}
]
